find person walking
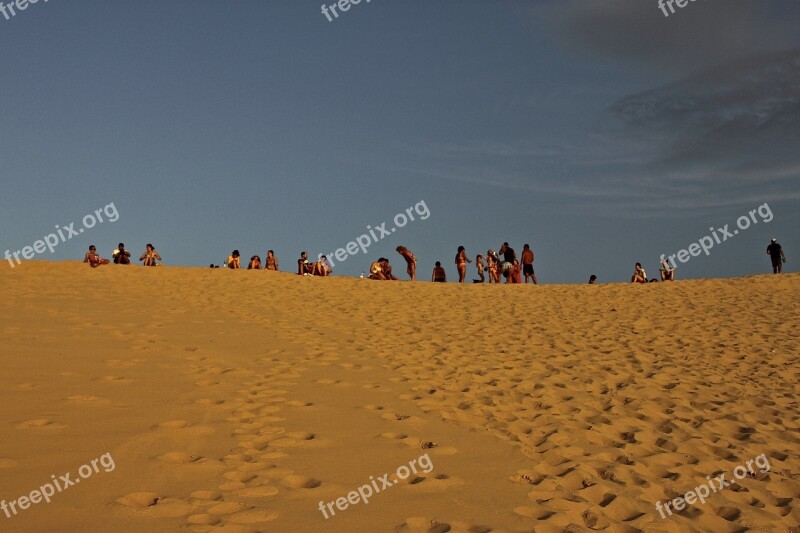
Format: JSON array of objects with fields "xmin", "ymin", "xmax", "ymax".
[{"xmin": 766, "ymin": 238, "xmax": 786, "ymax": 274}]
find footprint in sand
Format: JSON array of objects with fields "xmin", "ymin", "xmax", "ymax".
[
  {"xmin": 285, "ymin": 400, "xmax": 314, "ymax": 407},
  {"xmin": 190, "ymin": 491, "xmax": 223, "ymax": 501},
  {"xmin": 382, "ymin": 413, "xmax": 411, "ymax": 421},
  {"xmin": 116, "ymin": 492, "xmax": 160, "ymax": 508},
  {"xmin": 226, "ymin": 510, "xmax": 280, "ymax": 524},
  {"xmin": 105, "ymin": 359, "xmax": 138, "ymax": 368},
  {"xmin": 196, "ymin": 398, "xmax": 225, "ymax": 406},
  {"xmin": 155, "ymin": 420, "xmax": 191, "ymax": 429},
  {"xmin": 66, "ymin": 394, "xmax": 110, "ymax": 404},
  {"xmin": 233, "ymin": 486, "xmax": 279, "ymax": 498},
  {"xmin": 98, "ymin": 375, "xmax": 133, "ymax": 384},
  {"xmin": 223, "ymin": 471, "xmax": 257, "ymax": 483},
  {"xmin": 380, "ymin": 432, "xmax": 409, "ymax": 440},
  {"xmin": 157, "ymin": 452, "xmax": 203, "ymax": 464},
  {"xmin": 268, "ymin": 432, "xmax": 315, "ymax": 448},
  {"xmin": 397, "ymin": 516, "xmax": 451, "ymax": 533},
  {"xmin": 15, "ymin": 419, "xmax": 65, "ymax": 429},
  {"xmin": 207, "ymin": 502, "xmax": 251, "ymax": 515},
  {"xmin": 186, "ymin": 514, "xmax": 221, "ymax": 525},
  {"xmin": 281, "ymin": 474, "xmax": 321, "ymax": 489}
]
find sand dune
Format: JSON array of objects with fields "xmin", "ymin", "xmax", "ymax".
[{"xmin": 0, "ymin": 262, "xmax": 798, "ymax": 532}]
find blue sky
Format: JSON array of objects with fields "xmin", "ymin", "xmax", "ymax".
[{"xmin": 1, "ymin": 0, "xmax": 798, "ymax": 282}]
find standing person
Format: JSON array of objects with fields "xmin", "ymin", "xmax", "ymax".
[
  {"xmin": 265, "ymin": 250, "xmax": 279, "ymax": 271},
  {"xmin": 112, "ymin": 243, "xmax": 131, "ymax": 265},
  {"xmin": 139, "ymin": 244, "xmax": 162, "ymax": 266},
  {"xmin": 475, "ymin": 254, "xmax": 486, "ymax": 283},
  {"xmin": 498, "ymin": 242, "xmax": 516, "ymax": 283},
  {"xmin": 486, "ymin": 249, "xmax": 500, "ymax": 284},
  {"xmin": 499, "ymin": 242, "xmax": 516, "ymax": 265},
  {"xmin": 512, "ymin": 259, "xmax": 522, "ymax": 283},
  {"xmin": 631, "ymin": 262, "xmax": 647, "ymax": 283},
  {"xmin": 83, "ymin": 245, "xmax": 109, "ymax": 267},
  {"xmin": 431, "ymin": 261, "xmax": 447, "ymax": 283},
  {"xmin": 766, "ymin": 238, "xmax": 786, "ymax": 274},
  {"xmin": 227, "ymin": 250, "xmax": 241, "ymax": 269},
  {"xmin": 247, "ymin": 255, "xmax": 262, "ymax": 269},
  {"xmin": 396, "ymin": 246, "xmax": 417, "ymax": 281},
  {"xmin": 521, "ymin": 244, "xmax": 537, "ymax": 284},
  {"xmin": 455, "ymin": 246, "xmax": 471, "ymax": 283}
]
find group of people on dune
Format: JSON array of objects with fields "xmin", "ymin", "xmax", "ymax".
[
  {"xmin": 369, "ymin": 243, "xmax": 538, "ymax": 284},
  {"xmin": 218, "ymin": 243, "xmax": 539, "ymax": 284},
  {"xmin": 84, "ymin": 238, "xmax": 787, "ymax": 283},
  {"xmin": 630, "ymin": 259, "xmax": 676, "ymax": 284},
  {"xmin": 222, "ymin": 249, "xmax": 281, "ymax": 271},
  {"xmin": 83, "ymin": 243, "xmax": 161, "ymax": 268}
]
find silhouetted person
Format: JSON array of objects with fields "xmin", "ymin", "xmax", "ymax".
[{"xmin": 766, "ymin": 238, "xmax": 786, "ymax": 274}]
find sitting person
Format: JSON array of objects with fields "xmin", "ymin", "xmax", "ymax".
[
  {"xmin": 297, "ymin": 251, "xmax": 314, "ymax": 275},
  {"xmin": 588, "ymin": 274, "xmax": 597, "ymax": 284},
  {"xmin": 83, "ymin": 245, "xmax": 109, "ymax": 268},
  {"xmin": 659, "ymin": 259, "xmax": 675, "ymax": 281},
  {"xmin": 248, "ymin": 255, "xmax": 262, "ymax": 269},
  {"xmin": 312, "ymin": 255, "xmax": 332, "ymax": 276},
  {"xmin": 227, "ymin": 250, "xmax": 241, "ymax": 269},
  {"xmin": 380, "ymin": 258, "xmax": 399, "ymax": 280},
  {"xmin": 631, "ymin": 262, "xmax": 647, "ymax": 283},
  {"xmin": 368, "ymin": 259, "xmax": 386, "ymax": 280},
  {"xmin": 265, "ymin": 250, "xmax": 279, "ymax": 271},
  {"xmin": 431, "ymin": 261, "xmax": 446, "ymax": 282},
  {"xmin": 112, "ymin": 243, "xmax": 131, "ymax": 265},
  {"xmin": 139, "ymin": 244, "xmax": 162, "ymax": 266}
]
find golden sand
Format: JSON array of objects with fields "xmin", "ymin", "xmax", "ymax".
[{"xmin": 1, "ymin": 262, "xmax": 798, "ymax": 532}]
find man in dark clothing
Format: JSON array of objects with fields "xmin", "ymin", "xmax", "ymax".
[
  {"xmin": 113, "ymin": 243, "xmax": 131, "ymax": 265},
  {"xmin": 498, "ymin": 242, "xmax": 516, "ymax": 282},
  {"xmin": 499, "ymin": 242, "xmax": 516, "ymax": 264},
  {"xmin": 766, "ymin": 238, "xmax": 786, "ymax": 274}
]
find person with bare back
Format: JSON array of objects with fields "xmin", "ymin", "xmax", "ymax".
[
  {"xmin": 521, "ymin": 244, "xmax": 537, "ymax": 284},
  {"xmin": 396, "ymin": 246, "xmax": 416, "ymax": 281},
  {"xmin": 455, "ymin": 246, "xmax": 471, "ymax": 283}
]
